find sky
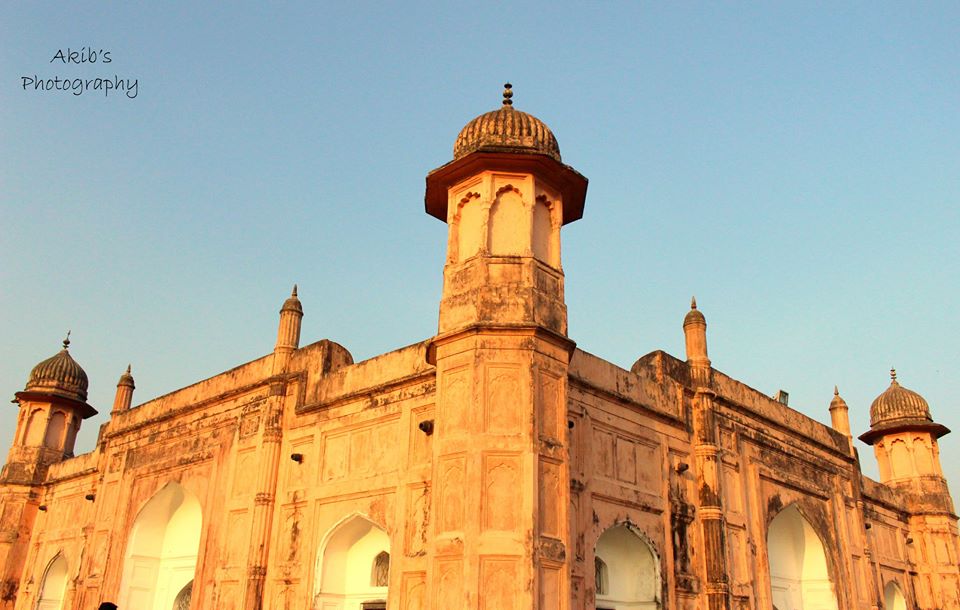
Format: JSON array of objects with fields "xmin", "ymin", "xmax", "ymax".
[{"xmin": 2, "ymin": 3, "xmax": 958, "ymax": 494}]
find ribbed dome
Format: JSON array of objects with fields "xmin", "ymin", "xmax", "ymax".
[
  {"xmin": 869, "ymin": 369, "xmax": 931, "ymax": 427},
  {"xmin": 24, "ymin": 336, "xmax": 89, "ymax": 402},
  {"xmin": 683, "ymin": 297, "xmax": 706, "ymax": 327},
  {"xmin": 453, "ymin": 84, "xmax": 561, "ymax": 162},
  {"xmin": 829, "ymin": 386, "xmax": 848, "ymax": 411}
]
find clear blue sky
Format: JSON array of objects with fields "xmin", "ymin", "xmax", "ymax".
[{"xmin": 2, "ymin": 3, "xmax": 958, "ymax": 492}]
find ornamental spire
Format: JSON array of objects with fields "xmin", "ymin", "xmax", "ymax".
[{"xmin": 502, "ymin": 83, "xmax": 513, "ymax": 106}]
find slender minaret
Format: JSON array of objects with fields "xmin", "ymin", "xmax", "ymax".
[
  {"xmin": 111, "ymin": 365, "xmax": 135, "ymax": 414},
  {"xmin": 275, "ymin": 284, "xmax": 303, "ymax": 355},
  {"xmin": 683, "ymin": 297, "xmax": 711, "ymax": 384},
  {"xmin": 423, "ymin": 85, "xmax": 587, "ymax": 610},
  {"xmin": 828, "ymin": 385, "xmax": 852, "ymax": 438},
  {"xmin": 681, "ymin": 299, "xmax": 730, "ymax": 610},
  {"xmin": 859, "ymin": 369, "xmax": 960, "ymax": 610},
  {"xmin": 244, "ymin": 286, "xmax": 302, "ymax": 607}
]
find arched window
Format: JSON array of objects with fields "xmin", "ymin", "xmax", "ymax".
[
  {"xmin": 767, "ymin": 504, "xmax": 838, "ymax": 610},
  {"xmin": 37, "ymin": 553, "xmax": 68, "ymax": 610},
  {"xmin": 315, "ymin": 514, "xmax": 390, "ymax": 610},
  {"xmin": 594, "ymin": 556, "xmax": 608, "ymax": 596},
  {"xmin": 118, "ymin": 482, "xmax": 202, "ymax": 610},
  {"xmin": 594, "ymin": 524, "xmax": 659, "ymax": 610},
  {"xmin": 173, "ymin": 580, "xmax": 193, "ymax": 610},
  {"xmin": 44, "ymin": 411, "xmax": 66, "ymax": 449},
  {"xmin": 884, "ymin": 581, "xmax": 907, "ymax": 610},
  {"xmin": 372, "ymin": 551, "xmax": 390, "ymax": 587}
]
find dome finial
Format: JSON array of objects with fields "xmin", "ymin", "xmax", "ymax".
[
  {"xmin": 834, "ymin": 385, "xmax": 839, "ymax": 396},
  {"xmin": 891, "ymin": 367, "xmax": 898, "ymax": 383},
  {"xmin": 292, "ymin": 284, "xmax": 298, "ymax": 297},
  {"xmin": 62, "ymin": 330, "xmax": 71, "ymax": 350},
  {"xmin": 690, "ymin": 296, "xmax": 697, "ymax": 310},
  {"xmin": 502, "ymin": 83, "xmax": 513, "ymax": 107},
  {"xmin": 126, "ymin": 364, "xmax": 132, "ymax": 374}
]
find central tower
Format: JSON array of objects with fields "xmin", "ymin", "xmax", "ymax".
[{"xmin": 423, "ymin": 85, "xmax": 588, "ymax": 610}]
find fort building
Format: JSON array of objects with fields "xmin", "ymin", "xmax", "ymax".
[{"xmin": 2, "ymin": 85, "xmax": 959, "ymax": 610}]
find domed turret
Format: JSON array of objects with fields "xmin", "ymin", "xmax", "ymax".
[
  {"xmin": 23, "ymin": 333, "xmax": 89, "ymax": 403},
  {"xmin": 425, "ymin": 84, "xmax": 587, "ymax": 226},
  {"xmin": 453, "ymin": 84, "xmax": 562, "ymax": 162},
  {"xmin": 859, "ymin": 368, "xmax": 949, "ymax": 445},
  {"xmin": 869, "ymin": 368, "xmax": 932, "ymax": 427}
]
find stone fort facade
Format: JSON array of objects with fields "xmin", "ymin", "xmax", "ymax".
[{"xmin": 2, "ymin": 86, "xmax": 959, "ymax": 610}]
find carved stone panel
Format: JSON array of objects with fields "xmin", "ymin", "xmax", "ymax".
[
  {"xmin": 401, "ymin": 572, "xmax": 426, "ymax": 610},
  {"xmin": 322, "ymin": 433, "xmax": 348, "ymax": 482},
  {"xmin": 440, "ymin": 368, "xmax": 471, "ymax": 433},
  {"xmin": 437, "ymin": 455, "xmax": 466, "ymax": 534},
  {"xmin": 232, "ymin": 448, "xmax": 257, "ymax": 497},
  {"xmin": 540, "ymin": 459, "xmax": 562, "ymax": 538},
  {"xmin": 405, "ymin": 484, "xmax": 430, "ymax": 556},
  {"xmin": 482, "ymin": 453, "xmax": 521, "ymax": 532},
  {"xmin": 616, "ymin": 437, "xmax": 637, "ymax": 485},
  {"xmin": 539, "ymin": 564, "xmax": 561, "ymax": 609},
  {"xmin": 434, "ymin": 558, "xmax": 464, "ymax": 609},
  {"xmin": 538, "ymin": 372, "xmax": 562, "ymax": 442},
  {"xmin": 485, "ymin": 366, "xmax": 522, "ymax": 434},
  {"xmin": 479, "ymin": 557, "xmax": 519, "ymax": 610}
]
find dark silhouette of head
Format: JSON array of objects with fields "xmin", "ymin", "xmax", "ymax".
[{"xmin": 98, "ymin": 603, "xmax": 118, "ymax": 610}]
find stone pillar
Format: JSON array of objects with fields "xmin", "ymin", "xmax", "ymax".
[
  {"xmin": 692, "ymin": 388, "xmax": 730, "ymax": 610},
  {"xmin": 242, "ymin": 382, "xmax": 284, "ymax": 610}
]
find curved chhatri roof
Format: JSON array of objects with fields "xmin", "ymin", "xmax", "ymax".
[
  {"xmin": 869, "ymin": 369, "xmax": 931, "ymax": 427},
  {"xmin": 24, "ymin": 334, "xmax": 89, "ymax": 402},
  {"xmin": 453, "ymin": 84, "xmax": 561, "ymax": 162}
]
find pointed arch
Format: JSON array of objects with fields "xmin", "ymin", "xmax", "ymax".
[
  {"xmin": 593, "ymin": 523, "xmax": 660, "ymax": 610},
  {"xmin": 488, "ymin": 185, "xmax": 529, "ymax": 256},
  {"xmin": 767, "ymin": 504, "xmax": 838, "ymax": 610},
  {"xmin": 315, "ymin": 513, "xmax": 390, "ymax": 610},
  {"xmin": 118, "ymin": 481, "xmax": 202, "ymax": 610},
  {"xmin": 884, "ymin": 581, "xmax": 907, "ymax": 610},
  {"xmin": 37, "ymin": 552, "xmax": 68, "ymax": 610}
]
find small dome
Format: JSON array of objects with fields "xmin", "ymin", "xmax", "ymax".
[
  {"xmin": 869, "ymin": 369, "xmax": 931, "ymax": 427},
  {"xmin": 453, "ymin": 84, "xmax": 561, "ymax": 162},
  {"xmin": 117, "ymin": 364, "xmax": 135, "ymax": 389},
  {"xmin": 683, "ymin": 297, "xmax": 706, "ymax": 327},
  {"xmin": 24, "ymin": 335, "xmax": 89, "ymax": 402},
  {"xmin": 281, "ymin": 284, "xmax": 303, "ymax": 314},
  {"xmin": 829, "ymin": 386, "xmax": 848, "ymax": 410}
]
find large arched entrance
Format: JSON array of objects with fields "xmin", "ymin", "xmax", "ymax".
[
  {"xmin": 767, "ymin": 504, "xmax": 838, "ymax": 610},
  {"xmin": 593, "ymin": 524, "xmax": 659, "ymax": 610},
  {"xmin": 315, "ymin": 514, "xmax": 390, "ymax": 610},
  {"xmin": 36, "ymin": 553, "xmax": 68, "ymax": 610},
  {"xmin": 884, "ymin": 581, "xmax": 907, "ymax": 610},
  {"xmin": 119, "ymin": 482, "xmax": 202, "ymax": 610}
]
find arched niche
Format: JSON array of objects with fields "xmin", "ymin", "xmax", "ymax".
[
  {"xmin": 119, "ymin": 482, "xmax": 202, "ymax": 610},
  {"xmin": 44, "ymin": 411, "xmax": 66, "ymax": 449},
  {"xmin": 767, "ymin": 504, "xmax": 838, "ymax": 610},
  {"xmin": 488, "ymin": 186, "xmax": 529, "ymax": 256},
  {"xmin": 315, "ymin": 514, "xmax": 391, "ymax": 610},
  {"xmin": 593, "ymin": 523, "xmax": 659, "ymax": 610},
  {"xmin": 884, "ymin": 580, "xmax": 907, "ymax": 610},
  {"xmin": 37, "ymin": 553, "xmax": 68, "ymax": 610}
]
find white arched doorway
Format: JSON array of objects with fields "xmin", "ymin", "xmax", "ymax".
[
  {"xmin": 315, "ymin": 514, "xmax": 390, "ymax": 610},
  {"xmin": 37, "ymin": 553, "xmax": 68, "ymax": 610},
  {"xmin": 884, "ymin": 581, "xmax": 907, "ymax": 610},
  {"xmin": 593, "ymin": 524, "xmax": 659, "ymax": 610},
  {"xmin": 767, "ymin": 504, "xmax": 838, "ymax": 610},
  {"xmin": 119, "ymin": 482, "xmax": 202, "ymax": 610}
]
